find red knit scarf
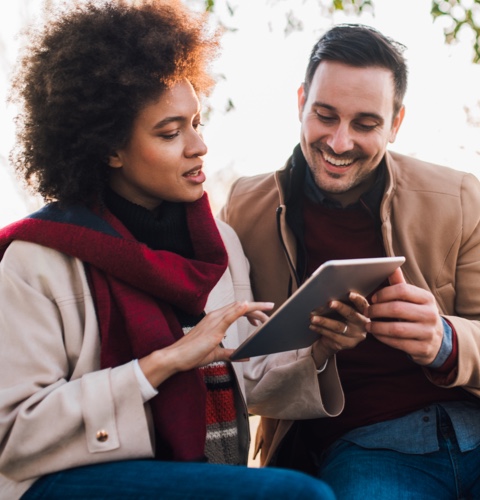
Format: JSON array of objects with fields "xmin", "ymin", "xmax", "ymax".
[{"xmin": 0, "ymin": 193, "xmax": 228, "ymax": 461}]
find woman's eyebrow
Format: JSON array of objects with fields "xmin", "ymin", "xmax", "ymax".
[{"xmin": 152, "ymin": 116, "xmax": 186, "ymax": 129}]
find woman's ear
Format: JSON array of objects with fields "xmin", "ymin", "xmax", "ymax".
[{"xmin": 108, "ymin": 152, "xmax": 123, "ymax": 168}]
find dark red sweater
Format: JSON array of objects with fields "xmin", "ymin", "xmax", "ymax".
[{"xmin": 300, "ymin": 196, "xmax": 466, "ymax": 452}]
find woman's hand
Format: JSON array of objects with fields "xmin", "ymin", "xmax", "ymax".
[
  {"xmin": 139, "ymin": 301, "xmax": 273, "ymax": 388},
  {"xmin": 310, "ymin": 292, "xmax": 370, "ymax": 368}
]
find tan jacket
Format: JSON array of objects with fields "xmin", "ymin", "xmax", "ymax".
[
  {"xmin": 0, "ymin": 219, "xmax": 340, "ymax": 499},
  {"xmin": 220, "ymin": 150, "xmax": 480, "ymax": 466}
]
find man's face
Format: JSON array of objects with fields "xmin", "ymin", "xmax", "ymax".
[{"xmin": 298, "ymin": 61, "xmax": 404, "ymax": 206}]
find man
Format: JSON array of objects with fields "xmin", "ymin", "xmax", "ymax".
[{"xmin": 220, "ymin": 24, "xmax": 480, "ymax": 498}]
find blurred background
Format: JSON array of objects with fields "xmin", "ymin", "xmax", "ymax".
[{"xmin": 1, "ymin": 0, "xmax": 479, "ymax": 225}]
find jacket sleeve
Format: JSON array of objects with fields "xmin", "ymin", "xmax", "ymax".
[
  {"xmin": 243, "ymin": 349, "xmax": 344, "ymax": 420},
  {"xmin": 216, "ymin": 220, "xmax": 345, "ymax": 421},
  {"xmin": 0, "ymin": 241, "xmax": 154, "ymax": 482},
  {"xmin": 425, "ymin": 172, "xmax": 480, "ymax": 396}
]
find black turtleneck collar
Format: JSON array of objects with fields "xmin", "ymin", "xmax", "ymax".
[{"xmin": 103, "ymin": 188, "xmax": 194, "ymax": 258}]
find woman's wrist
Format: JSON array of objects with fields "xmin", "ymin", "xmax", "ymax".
[{"xmin": 138, "ymin": 348, "xmax": 179, "ymax": 388}]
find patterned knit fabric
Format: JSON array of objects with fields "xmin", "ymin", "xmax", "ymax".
[{"xmin": 182, "ymin": 327, "xmax": 240, "ymax": 464}]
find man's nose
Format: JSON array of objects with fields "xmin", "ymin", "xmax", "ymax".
[{"xmin": 326, "ymin": 123, "xmax": 354, "ymax": 154}]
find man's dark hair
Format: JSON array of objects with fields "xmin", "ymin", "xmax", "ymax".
[
  {"xmin": 9, "ymin": 0, "xmax": 219, "ymax": 206},
  {"xmin": 304, "ymin": 24, "xmax": 408, "ymax": 117}
]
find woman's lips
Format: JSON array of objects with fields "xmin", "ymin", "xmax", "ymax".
[{"xmin": 183, "ymin": 166, "xmax": 205, "ymax": 183}]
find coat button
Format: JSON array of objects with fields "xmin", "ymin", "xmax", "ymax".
[{"xmin": 96, "ymin": 430, "xmax": 109, "ymax": 442}]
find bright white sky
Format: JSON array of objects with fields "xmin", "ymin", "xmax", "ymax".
[{"xmin": 1, "ymin": 0, "xmax": 480, "ymax": 225}]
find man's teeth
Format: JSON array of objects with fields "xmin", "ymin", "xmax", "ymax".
[{"xmin": 323, "ymin": 153, "xmax": 354, "ymax": 167}]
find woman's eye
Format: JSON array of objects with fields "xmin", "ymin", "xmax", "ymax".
[
  {"xmin": 193, "ymin": 122, "xmax": 205, "ymax": 131},
  {"xmin": 160, "ymin": 131, "xmax": 180, "ymax": 140}
]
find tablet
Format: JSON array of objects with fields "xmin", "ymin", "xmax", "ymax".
[{"xmin": 231, "ymin": 256, "xmax": 405, "ymax": 360}]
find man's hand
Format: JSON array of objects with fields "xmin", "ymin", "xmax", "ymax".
[
  {"xmin": 310, "ymin": 292, "xmax": 370, "ymax": 367},
  {"xmin": 366, "ymin": 268, "xmax": 444, "ymax": 365}
]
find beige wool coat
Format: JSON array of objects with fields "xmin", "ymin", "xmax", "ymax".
[{"xmin": 0, "ymin": 219, "xmax": 339, "ymax": 499}]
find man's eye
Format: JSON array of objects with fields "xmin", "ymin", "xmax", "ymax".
[
  {"xmin": 355, "ymin": 123, "xmax": 377, "ymax": 132},
  {"xmin": 193, "ymin": 122, "xmax": 205, "ymax": 131},
  {"xmin": 316, "ymin": 113, "xmax": 335, "ymax": 123}
]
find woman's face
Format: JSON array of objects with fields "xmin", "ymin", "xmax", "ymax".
[{"xmin": 108, "ymin": 80, "xmax": 207, "ymax": 210}]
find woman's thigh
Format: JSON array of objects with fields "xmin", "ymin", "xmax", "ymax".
[{"xmin": 22, "ymin": 460, "xmax": 335, "ymax": 500}]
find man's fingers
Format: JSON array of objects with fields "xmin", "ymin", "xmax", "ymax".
[
  {"xmin": 388, "ymin": 267, "xmax": 406, "ymax": 286},
  {"xmin": 348, "ymin": 292, "xmax": 370, "ymax": 314}
]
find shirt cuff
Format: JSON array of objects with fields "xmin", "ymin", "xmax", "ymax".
[
  {"xmin": 316, "ymin": 359, "xmax": 329, "ymax": 374},
  {"xmin": 311, "ymin": 348, "xmax": 329, "ymax": 374},
  {"xmin": 427, "ymin": 317, "xmax": 453, "ymax": 370},
  {"xmin": 133, "ymin": 359, "xmax": 158, "ymax": 403}
]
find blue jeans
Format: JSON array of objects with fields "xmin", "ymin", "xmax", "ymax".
[
  {"xmin": 317, "ymin": 411, "xmax": 480, "ymax": 499},
  {"xmin": 22, "ymin": 460, "xmax": 335, "ymax": 500}
]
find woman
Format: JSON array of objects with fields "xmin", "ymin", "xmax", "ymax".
[{"xmin": 0, "ymin": 1, "xmax": 339, "ymax": 499}]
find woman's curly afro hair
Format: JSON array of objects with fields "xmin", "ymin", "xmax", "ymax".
[{"xmin": 9, "ymin": 0, "xmax": 220, "ymax": 206}]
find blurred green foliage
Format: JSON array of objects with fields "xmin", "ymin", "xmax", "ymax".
[{"xmin": 202, "ymin": 0, "xmax": 480, "ymax": 63}]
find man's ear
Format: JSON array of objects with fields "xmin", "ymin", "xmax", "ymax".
[
  {"xmin": 389, "ymin": 105, "xmax": 405, "ymax": 143},
  {"xmin": 297, "ymin": 83, "xmax": 306, "ymax": 121},
  {"xmin": 108, "ymin": 152, "xmax": 123, "ymax": 168}
]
